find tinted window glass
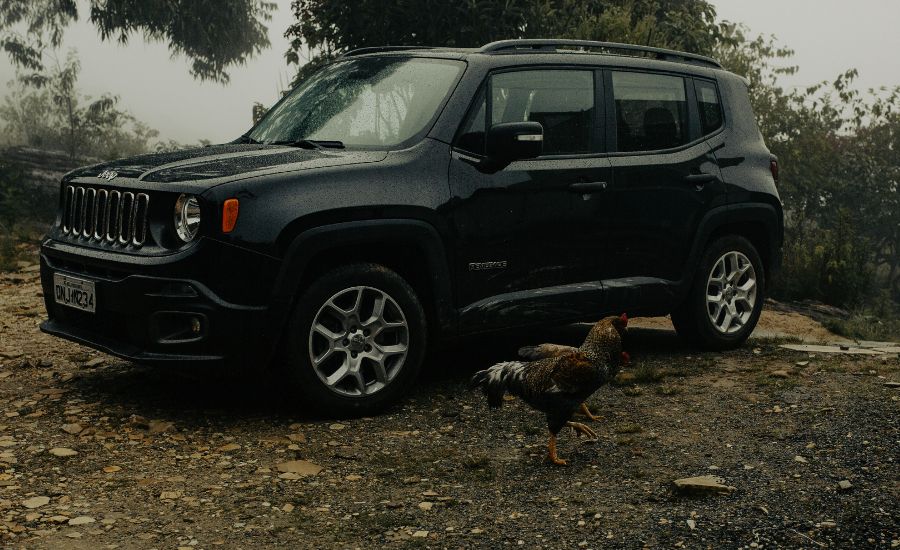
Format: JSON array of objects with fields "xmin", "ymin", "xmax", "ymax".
[
  {"xmin": 455, "ymin": 87, "xmax": 486, "ymax": 155},
  {"xmin": 612, "ymin": 71, "xmax": 689, "ymax": 152},
  {"xmin": 492, "ymin": 70, "xmax": 594, "ymax": 155},
  {"xmin": 695, "ymin": 79, "xmax": 723, "ymax": 135}
]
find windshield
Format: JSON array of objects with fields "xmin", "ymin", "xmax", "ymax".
[{"xmin": 249, "ymin": 57, "xmax": 464, "ymax": 149}]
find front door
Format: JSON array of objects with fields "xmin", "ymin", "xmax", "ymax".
[{"xmin": 447, "ymin": 68, "xmax": 613, "ymax": 327}]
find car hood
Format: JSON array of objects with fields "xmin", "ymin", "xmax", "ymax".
[{"xmin": 63, "ymin": 143, "xmax": 388, "ymax": 186}]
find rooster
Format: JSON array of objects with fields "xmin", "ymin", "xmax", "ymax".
[{"xmin": 471, "ymin": 314, "xmax": 628, "ymax": 465}]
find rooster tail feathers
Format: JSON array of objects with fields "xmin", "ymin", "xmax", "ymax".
[{"xmin": 471, "ymin": 361, "xmax": 526, "ymax": 408}]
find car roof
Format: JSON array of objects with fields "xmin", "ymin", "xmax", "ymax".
[{"xmin": 343, "ymin": 39, "xmax": 728, "ymax": 78}]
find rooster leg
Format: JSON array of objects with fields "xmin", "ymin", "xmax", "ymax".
[
  {"xmin": 567, "ymin": 421, "xmax": 599, "ymax": 440},
  {"xmin": 545, "ymin": 433, "xmax": 567, "ymax": 466},
  {"xmin": 579, "ymin": 403, "xmax": 601, "ymax": 422}
]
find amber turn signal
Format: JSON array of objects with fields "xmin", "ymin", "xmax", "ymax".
[{"xmin": 221, "ymin": 198, "xmax": 239, "ymax": 233}]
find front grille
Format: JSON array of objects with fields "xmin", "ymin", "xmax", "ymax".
[{"xmin": 60, "ymin": 186, "xmax": 150, "ymax": 247}]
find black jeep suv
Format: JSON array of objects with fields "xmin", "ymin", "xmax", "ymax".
[{"xmin": 40, "ymin": 39, "xmax": 782, "ymax": 415}]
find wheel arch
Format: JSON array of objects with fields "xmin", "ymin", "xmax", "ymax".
[{"xmin": 265, "ymin": 219, "xmax": 457, "ymax": 358}]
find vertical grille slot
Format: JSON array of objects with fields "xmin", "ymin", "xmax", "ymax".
[{"xmin": 59, "ymin": 185, "xmax": 151, "ymax": 248}]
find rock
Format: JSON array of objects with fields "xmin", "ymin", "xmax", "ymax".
[
  {"xmin": 328, "ymin": 423, "xmax": 346, "ymax": 431},
  {"xmin": 794, "ymin": 455, "xmax": 808, "ymax": 463},
  {"xmin": 412, "ymin": 530, "xmax": 429, "ymax": 538},
  {"xmin": 48, "ymin": 447, "xmax": 78, "ymax": 457},
  {"xmin": 795, "ymin": 361, "xmax": 810, "ymax": 367},
  {"xmin": 61, "ymin": 423, "xmax": 83, "ymax": 435},
  {"xmin": 884, "ymin": 381, "xmax": 900, "ymax": 388},
  {"xmin": 769, "ymin": 370, "xmax": 790, "ymax": 378},
  {"xmin": 418, "ymin": 502, "xmax": 434, "ymax": 511},
  {"xmin": 470, "ymin": 528, "xmax": 484, "ymax": 535},
  {"xmin": 147, "ymin": 420, "xmax": 174, "ymax": 434},
  {"xmin": 672, "ymin": 475, "xmax": 736, "ymax": 495},
  {"xmin": 81, "ymin": 358, "xmax": 104, "ymax": 368},
  {"xmin": 275, "ymin": 460, "xmax": 323, "ymax": 476},
  {"xmin": 22, "ymin": 496, "xmax": 50, "ymax": 509},
  {"xmin": 217, "ymin": 443, "xmax": 241, "ymax": 452},
  {"xmin": 819, "ymin": 521, "xmax": 837, "ymax": 529},
  {"xmin": 0, "ymin": 350, "xmax": 24, "ymax": 359},
  {"xmin": 68, "ymin": 516, "xmax": 95, "ymax": 526},
  {"xmin": 159, "ymin": 491, "xmax": 182, "ymax": 500},
  {"xmin": 287, "ymin": 433, "xmax": 307, "ymax": 443},
  {"xmin": 282, "ymin": 503, "xmax": 294, "ymax": 513},
  {"xmin": 345, "ymin": 474, "xmax": 362, "ymax": 481},
  {"xmin": 686, "ymin": 519, "xmax": 696, "ymax": 530},
  {"xmin": 837, "ymin": 480, "xmax": 852, "ymax": 491},
  {"xmin": 103, "ymin": 466, "xmax": 122, "ymax": 473}
]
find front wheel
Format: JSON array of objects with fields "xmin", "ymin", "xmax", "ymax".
[
  {"xmin": 672, "ymin": 235, "xmax": 765, "ymax": 350},
  {"xmin": 282, "ymin": 263, "xmax": 427, "ymax": 417}
]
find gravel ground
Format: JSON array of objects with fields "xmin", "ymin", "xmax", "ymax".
[{"xmin": 0, "ymin": 269, "xmax": 898, "ymax": 549}]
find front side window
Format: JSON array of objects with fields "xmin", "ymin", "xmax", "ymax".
[
  {"xmin": 455, "ymin": 69, "xmax": 595, "ymax": 156},
  {"xmin": 250, "ymin": 57, "xmax": 464, "ymax": 149},
  {"xmin": 695, "ymin": 79, "xmax": 724, "ymax": 135},
  {"xmin": 612, "ymin": 71, "xmax": 689, "ymax": 152}
]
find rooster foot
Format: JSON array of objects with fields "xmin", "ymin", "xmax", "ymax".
[
  {"xmin": 579, "ymin": 403, "xmax": 602, "ymax": 422},
  {"xmin": 567, "ymin": 421, "xmax": 599, "ymax": 440},
  {"xmin": 545, "ymin": 434, "xmax": 568, "ymax": 466}
]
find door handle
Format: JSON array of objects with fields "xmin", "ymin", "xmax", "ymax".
[
  {"xmin": 683, "ymin": 173, "xmax": 717, "ymax": 184},
  {"xmin": 569, "ymin": 181, "xmax": 608, "ymax": 193}
]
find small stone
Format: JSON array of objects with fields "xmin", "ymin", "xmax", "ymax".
[
  {"xmin": 418, "ymin": 502, "xmax": 433, "ymax": 511},
  {"xmin": 68, "ymin": 516, "xmax": 95, "ymax": 526},
  {"xmin": 287, "ymin": 433, "xmax": 307, "ymax": 443},
  {"xmin": 159, "ymin": 491, "xmax": 183, "ymax": 500},
  {"xmin": 147, "ymin": 420, "xmax": 174, "ymax": 434},
  {"xmin": 837, "ymin": 480, "xmax": 852, "ymax": 491},
  {"xmin": 769, "ymin": 370, "xmax": 789, "ymax": 378},
  {"xmin": 48, "ymin": 447, "xmax": 78, "ymax": 457},
  {"xmin": 103, "ymin": 466, "xmax": 121, "ymax": 473},
  {"xmin": 328, "ymin": 423, "xmax": 346, "ymax": 431},
  {"xmin": 470, "ymin": 528, "xmax": 484, "ymax": 535},
  {"xmin": 61, "ymin": 423, "xmax": 83, "ymax": 435},
  {"xmin": 22, "ymin": 496, "xmax": 50, "ymax": 509},
  {"xmin": 883, "ymin": 381, "xmax": 900, "ymax": 388},
  {"xmin": 819, "ymin": 521, "xmax": 837, "ymax": 529},
  {"xmin": 672, "ymin": 475, "xmax": 736, "ymax": 495},
  {"xmin": 686, "ymin": 519, "xmax": 696, "ymax": 530},
  {"xmin": 345, "ymin": 474, "xmax": 362, "ymax": 481},
  {"xmin": 412, "ymin": 530, "xmax": 428, "ymax": 538},
  {"xmin": 217, "ymin": 443, "xmax": 240, "ymax": 452},
  {"xmin": 794, "ymin": 455, "xmax": 808, "ymax": 463},
  {"xmin": 772, "ymin": 405, "xmax": 783, "ymax": 413},
  {"xmin": 81, "ymin": 358, "xmax": 104, "ymax": 368},
  {"xmin": 282, "ymin": 503, "xmax": 294, "ymax": 513},
  {"xmin": 275, "ymin": 460, "xmax": 323, "ymax": 476},
  {"xmin": 0, "ymin": 351, "xmax": 24, "ymax": 359}
]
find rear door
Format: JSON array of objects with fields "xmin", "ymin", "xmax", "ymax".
[
  {"xmin": 604, "ymin": 70, "xmax": 725, "ymax": 286},
  {"xmin": 448, "ymin": 67, "xmax": 614, "ymax": 322}
]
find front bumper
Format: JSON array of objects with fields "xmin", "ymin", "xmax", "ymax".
[{"xmin": 39, "ymin": 238, "xmax": 280, "ymax": 367}]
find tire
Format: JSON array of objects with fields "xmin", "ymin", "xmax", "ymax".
[
  {"xmin": 672, "ymin": 235, "xmax": 765, "ymax": 350},
  {"xmin": 282, "ymin": 263, "xmax": 427, "ymax": 417}
]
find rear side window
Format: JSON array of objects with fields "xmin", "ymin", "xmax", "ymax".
[
  {"xmin": 695, "ymin": 79, "xmax": 723, "ymax": 135},
  {"xmin": 455, "ymin": 69, "xmax": 595, "ymax": 156},
  {"xmin": 612, "ymin": 71, "xmax": 689, "ymax": 152}
]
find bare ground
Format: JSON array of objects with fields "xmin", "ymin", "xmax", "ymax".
[{"xmin": 0, "ymin": 270, "xmax": 898, "ymax": 549}]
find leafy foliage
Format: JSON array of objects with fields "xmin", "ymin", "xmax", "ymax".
[
  {"xmin": 0, "ymin": 0, "xmax": 276, "ymax": 83},
  {"xmin": 284, "ymin": 0, "xmax": 723, "ymax": 85},
  {"xmin": 717, "ymin": 25, "xmax": 900, "ymax": 308}
]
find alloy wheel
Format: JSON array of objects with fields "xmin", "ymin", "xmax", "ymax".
[{"xmin": 706, "ymin": 251, "xmax": 757, "ymax": 334}]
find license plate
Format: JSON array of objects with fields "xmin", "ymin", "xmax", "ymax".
[{"xmin": 53, "ymin": 273, "xmax": 96, "ymax": 313}]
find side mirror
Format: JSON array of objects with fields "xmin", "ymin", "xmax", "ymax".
[{"xmin": 485, "ymin": 122, "xmax": 543, "ymax": 165}]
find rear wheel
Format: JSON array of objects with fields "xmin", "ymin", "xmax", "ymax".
[
  {"xmin": 672, "ymin": 235, "xmax": 765, "ymax": 350},
  {"xmin": 283, "ymin": 263, "xmax": 426, "ymax": 417}
]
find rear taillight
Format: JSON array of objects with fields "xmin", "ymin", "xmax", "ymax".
[{"xmin": 770, "ymin": 159, "xmax": 779, "ymax": 184}]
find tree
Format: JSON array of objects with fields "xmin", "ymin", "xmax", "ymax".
[
  {"xmin": 284, "ymin": 0, "xmax": 724, "ymax": 85},
  {"xmin": 0, "ymin": 0, "xmax": 276, "ymax": 83},
  {"xmin": 1, "ymin": 50, "xmax": 161, "ymax": 160}
]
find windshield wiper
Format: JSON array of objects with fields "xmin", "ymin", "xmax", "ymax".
[
  {"xmin": 269, "ymin": 139, "xmax": 345, "ymax": 150},
  {"xmin": 235, "ymin": 134, "xmax": 261, "ymax": 144}
]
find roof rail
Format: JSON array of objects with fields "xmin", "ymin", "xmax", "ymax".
[
  {"xmin": 342, "ymin": 46, "xmax": 436, "ymax": 57},
  {"xmin": 479, "ymin": 39, "xmax": 722, "ymax": 69}
]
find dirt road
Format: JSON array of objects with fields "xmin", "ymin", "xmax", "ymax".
[{"xmin": 1, "ymin": 271, "xmax": 898, "ymax": 548}]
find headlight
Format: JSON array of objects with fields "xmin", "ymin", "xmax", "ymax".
[{"xmin": 174, "ymin": 194, "xmax": 201, "ymax": 242}]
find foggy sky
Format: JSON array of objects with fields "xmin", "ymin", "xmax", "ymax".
[{"xmin": 0, "ymin": 0, "xmax": 898, "ymax": 145}]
